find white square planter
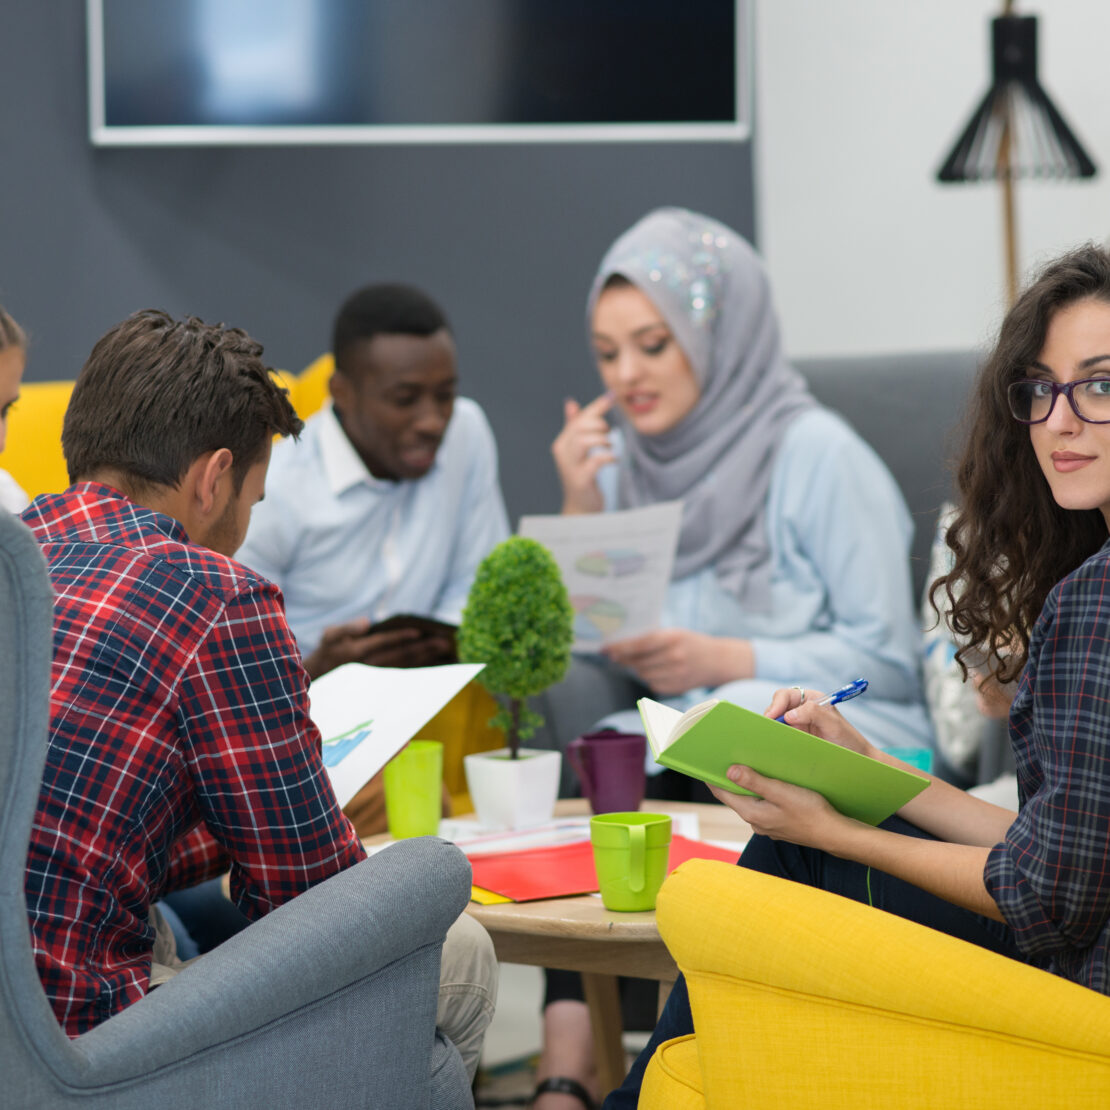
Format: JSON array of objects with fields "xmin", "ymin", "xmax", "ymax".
[{"xmin": 463, "ymin": 748, "xmax": 563, "ymax": 830}]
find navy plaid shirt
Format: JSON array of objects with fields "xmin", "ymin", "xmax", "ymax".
[
  {"xmin": 23, "ymin": 485, "xmax": 366, "ymax": 1035},
  {"xmin": 986, "ymin": 540, "xmax": 1110, "ymax": 994}
]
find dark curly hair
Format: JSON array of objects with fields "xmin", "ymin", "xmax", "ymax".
[{"xmin": 932, "ymin": 244, "xmax": 1110, "ymax": 683}]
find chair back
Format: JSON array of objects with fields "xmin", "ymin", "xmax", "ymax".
[
  {"xmin": 0, "ymin": 511, "xmax": 476, "ymax": 1109},
  {"xmin": 0, "ymin": 512, "xmax": 79, "ymax": 1094},
  {"xmin": 798, "ymin": 349, "xmax": 981, "ymax": 601}
]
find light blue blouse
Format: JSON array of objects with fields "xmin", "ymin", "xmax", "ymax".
[{"xmin": 595, "ymin": 408, "xmax": 934, "ymax": 752}]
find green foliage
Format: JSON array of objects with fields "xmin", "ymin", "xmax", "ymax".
[{"xmin": 457, "ymin": 536, "xmax": 574, "ymax": 756}]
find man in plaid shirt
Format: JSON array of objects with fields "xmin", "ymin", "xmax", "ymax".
[{"xmin": 21, "ymin": 310, "xmax": 495, "ymax": 1074}]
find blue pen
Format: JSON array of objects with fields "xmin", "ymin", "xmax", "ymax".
[{"xmin": 775, "ymin": 678, "xmax": 868, "ymax": 722}]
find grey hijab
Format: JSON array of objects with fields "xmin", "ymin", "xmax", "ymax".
[{"xmin": 587, "ymin": 207, "xmax": 816, "ymax": 612}]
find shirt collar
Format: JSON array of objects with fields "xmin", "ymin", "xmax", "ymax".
[
  {"xmin": 318, "ymin": 402, "xmax": 444, "ymax": 495},
  {"xmin": 28, "ymin": 481, "xmax": 194, "ymax": 549},
  {"xmin": 318, "ymin": 403, "xmax": 393, "ymax": 496}
]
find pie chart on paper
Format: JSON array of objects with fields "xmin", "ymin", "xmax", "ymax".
[
  {"xmin": 571, "ymin": 596, "xmax": 627, "ymax": 640},
  {"xmin": 575, "ymin": 549, "xmax": 646, "ymax": 577}
]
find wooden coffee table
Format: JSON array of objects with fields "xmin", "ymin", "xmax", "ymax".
[{"xmin": 463, "ymin": 799, "xmax": 749, "ymax": 1094}]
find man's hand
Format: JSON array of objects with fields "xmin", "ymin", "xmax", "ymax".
[
  {"xmin": 603, "ymin": 629, "xmax": 753, "ymax": 695},
  {"xmin": 304, "ymin": 620, "xmax": 453, "ymax": 679}
]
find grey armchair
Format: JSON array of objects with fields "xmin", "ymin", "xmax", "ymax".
[{"xmin": 0, "ymin": 510, "xmax": 475, "ymax": 1110}]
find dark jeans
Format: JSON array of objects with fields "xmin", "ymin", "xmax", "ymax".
[
  {"xmin": 161, "ymin": 876, "xmax": 250, "ymax": 955},
  {"xmin": 602, "ymin": 817, "xmax": 1023, "ymax": 1110}
]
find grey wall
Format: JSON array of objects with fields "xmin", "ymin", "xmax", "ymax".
[{"xmin": 2, "ymin": 5, "xmax": 755, "ymax": 522}]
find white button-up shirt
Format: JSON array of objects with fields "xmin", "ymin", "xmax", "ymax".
[{"xmin": 237, "ymin": 398, "xmax": 510, "ymax": 656}]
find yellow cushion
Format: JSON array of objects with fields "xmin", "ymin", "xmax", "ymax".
[
  {"xmin": 640, "ymin": 1034, "xmax": 706, "ymax": 1110},
  {"xmin": 415, "ymin": 682, "xmax": 504, "ymax": 814},
  {"xmin": 7, "ymin": 361, "xmax": 329, "ymax": 503},
  {"xmin": 656, "ymin": 860, "xmax": 1110, "ymax": 1110},
  {"xmin": 3, "ymin": 380, "xmax": 73, "ymax": 500},
  {"xmin": 289, "ymin": 354, "xmax": 334, "ymax": 420}
]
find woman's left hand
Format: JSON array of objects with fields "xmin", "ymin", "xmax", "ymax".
[
  {"xmin": 603, "ymin": 629, "xmax": 752, "ymax": 695},
  {"xmin": 709, "ymin": 765, "xmax": 850, "ymax": 848}
]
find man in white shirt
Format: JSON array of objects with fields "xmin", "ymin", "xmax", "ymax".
[{"xmin": 238, "ymin": 282, "xmax": 510, "ymax": 679}]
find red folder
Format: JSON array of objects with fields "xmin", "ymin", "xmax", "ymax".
[{"xmin": 468, "ymin": 834, "xmax": 741, "ymax": 903}]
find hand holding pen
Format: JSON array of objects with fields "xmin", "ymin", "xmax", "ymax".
[{"xmin": 775, "ymin": 678, "xmax": 868, "ymax": 722}]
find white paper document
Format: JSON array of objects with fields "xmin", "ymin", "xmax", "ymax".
[
  {"xmin": 308, "ymin": 661, "xmax": 484, "ymax": 808},
  {"xmin": 518, "ymin": 501, "xmax": 683, "ymax": 651},
  {"xmin": 439, "ymin": 816, "xmax": 593, "ymax": 855}
]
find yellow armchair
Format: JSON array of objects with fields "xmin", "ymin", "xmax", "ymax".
[
  {"xmin": 285, "ymin": 353, "xmax": 335, "ymax": 417},
  {"xmin": 4, "ymin": 380, "xmax": 74, "ymax": 500},
  {"xmin": 642, "ymin": 859, "xmax": 1110, "ymax": 1109}
]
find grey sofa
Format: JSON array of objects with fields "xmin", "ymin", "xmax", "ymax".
[
  {"xmin": 797, "ymin": 349, "xmax": 982, "ymax": 603},
  {"xmin": 0, "ymin": 510, "xmax": 475, "ymax": 1110},
  {"xmin": 798, "ymin": 349, "xmax": 1015, "ymax": 784}
]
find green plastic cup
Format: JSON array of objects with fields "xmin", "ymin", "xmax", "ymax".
[
  {"xmin": 590, "ymin": 812, "xmax": 672, "ymax": 911},
  {"xmin": 383, "ymin": 740, "xmax": 443, "ymax": 839}
]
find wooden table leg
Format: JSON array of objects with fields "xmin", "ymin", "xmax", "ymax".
[
  {"xmin": 657, "ymin": 975, "xmax": 677, "ymax": 1019},
  {"xmin": 582, "ymin": 972, "xmax": 626, "ymax": 1095}
]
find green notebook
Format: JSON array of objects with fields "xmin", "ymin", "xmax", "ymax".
[{"xmin": 637, "ymin": 696, "xmax": 929, "ymax": 826}]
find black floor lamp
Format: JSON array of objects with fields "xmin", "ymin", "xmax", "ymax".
[{"xmin": 936, "ymin": 1, "xmax": 1097, "ymax": 306}]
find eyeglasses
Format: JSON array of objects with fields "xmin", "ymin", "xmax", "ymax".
[{"xmin": 1006, "ymin": 378, "xmax": 1110, "ymax": 425}]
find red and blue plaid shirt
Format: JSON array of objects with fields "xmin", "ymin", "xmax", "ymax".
[
  {"xmin": 987, "ymin": 540, "xmax": 1110, "ymax": 994},
  {"xmin": 23, "ymin": 484, "xmax": 366, "ymax": 1035}
]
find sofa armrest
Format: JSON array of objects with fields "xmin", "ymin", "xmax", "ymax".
[
  {"xmin": 656, "ymin": 860, "xmax": 1110, "ymax": 1109},
  {"xmin": 63, "ymin": 837, "xmax": 470, "ymax": 1082}
]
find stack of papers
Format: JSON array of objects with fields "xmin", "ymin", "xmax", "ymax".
[{"xmin": 439, "ymin": 817, "xmax": 592, "ymax": 855}]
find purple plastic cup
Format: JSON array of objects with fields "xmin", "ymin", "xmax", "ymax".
[{"xmin": 566, "ymin": 731, "xmax": 647, "ymax": 815}]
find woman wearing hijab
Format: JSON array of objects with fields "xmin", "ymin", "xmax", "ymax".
[
  {"xmin": 534, "ymin": 208, "xmax": 932, "ymax": 1110},
  {"xmin": 552, "ymin": 207, "xmax": 931, "ymax": 761}
]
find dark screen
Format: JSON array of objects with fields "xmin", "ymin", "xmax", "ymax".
[{"xmin": 99, "ymin": 0, "xmax": 737, "ymax": 129}]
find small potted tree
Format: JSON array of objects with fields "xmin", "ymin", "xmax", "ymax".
[{"xmin": 458, "ymin": 536, "xmax": 574, "ymax": 829}]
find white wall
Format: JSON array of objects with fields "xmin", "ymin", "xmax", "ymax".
[{"xmin": 754, "ymin": 1, "xmax": 1110, "ymax": 358}]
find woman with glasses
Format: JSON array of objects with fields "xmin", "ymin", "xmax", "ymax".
[
  {"xmin": 536, "ymin": 208, "xmax": 931, "ymax": 1110},
  {"xmin": 602, "ymin": 244, "xmax": 1110, "ymax": 1108}
]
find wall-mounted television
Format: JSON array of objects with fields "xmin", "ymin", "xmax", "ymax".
[{"xmin": 87, "ymin": 0, "xmax": 750, "ymax": 146}]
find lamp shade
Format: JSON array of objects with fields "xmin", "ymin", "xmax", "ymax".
[{"xmin": 937, "ymin": 15, "xmax": 1096, "ymax": 183}]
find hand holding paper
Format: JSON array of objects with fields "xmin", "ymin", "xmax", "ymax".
[
  {"xmin": 604, "ymin": 628, "xmax": 752, "ymax": 695},
  {"xmin": 518, "ymin": 501, "xmax": 683, "ymax": 652}
]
